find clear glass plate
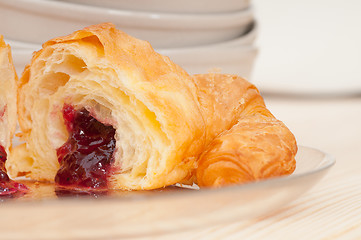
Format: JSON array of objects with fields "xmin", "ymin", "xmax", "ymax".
[{"xmin": 0, "ymin": 146, "xmax": 335, "ymax": 239}]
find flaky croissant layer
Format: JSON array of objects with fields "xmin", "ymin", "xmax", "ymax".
[{"xmin": 7, "ymin": 23, "xmax": 297, "ymax": 190}]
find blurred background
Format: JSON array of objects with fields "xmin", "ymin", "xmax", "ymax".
[
  {"xmin": 0, "ymin": 0, "xmax": 360, "ymax": 94},
  {"xmin": 253, "ymin": 0, "xmax": 361, "ymax": 96}
]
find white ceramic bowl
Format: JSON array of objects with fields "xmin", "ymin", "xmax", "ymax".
[
  {"xmin": 0, "ymin": 0, "xmax": 254, "ymax": 48},
  {"xmin": 8, "ymin": 22, "xmax": 257, "ymax": 79},
  {"xmin": 59, "ymin": 0, "xmax": 251, "ymax": 14},
  {"xmin": 7, "ymin": 21, "xmax": 257, "ymax": 50}
]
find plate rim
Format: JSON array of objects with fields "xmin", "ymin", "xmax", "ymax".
[{"xmin": 1, "ymin": 145, "xmax": 335, "ymax": 208}]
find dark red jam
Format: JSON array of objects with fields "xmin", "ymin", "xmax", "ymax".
[
  {"xmin": 55, "ymin": 105, "xmax": 116, "ymax": 189},
  {"xmin": 0, "ymin": 145, "xmax": 28, "ymax": 196}
]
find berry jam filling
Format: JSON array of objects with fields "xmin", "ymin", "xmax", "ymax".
[
  {"xmin": 0, "ymin": 145, "xmax": 28, "ymax": 196},
  {"xmin": 55, "ymin": 105, "xmax": 116, "ymax": 189}
]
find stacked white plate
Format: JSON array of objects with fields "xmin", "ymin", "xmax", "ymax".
[{"xmin": 0, "ymin": 0, "xmax": 257, "ymax": 79}]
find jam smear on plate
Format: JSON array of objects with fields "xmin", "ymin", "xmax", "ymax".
[
  {"xmin": 0, "ymin": 145, "xmax": 28, "ymax": 197},
  {"xmin": 55, "ymin": 105, "xmax": 116, "ymax": 189}
]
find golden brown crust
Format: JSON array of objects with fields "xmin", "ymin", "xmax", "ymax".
[
  {"xmin": 192, "ymin": 73, "xmax": 268, "ymax": 143},
  {"xmin": 193, "ymin": 74, "xmax": 297, "ymax": 187}
]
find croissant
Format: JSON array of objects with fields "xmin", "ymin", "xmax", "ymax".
[
  {"xmin": 7, "ymin": 23, "xmax": 297, "ymax": 190},
  {"xmin": 0, "ymin": 36, "xmax": 27, "ymax": 194}
]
